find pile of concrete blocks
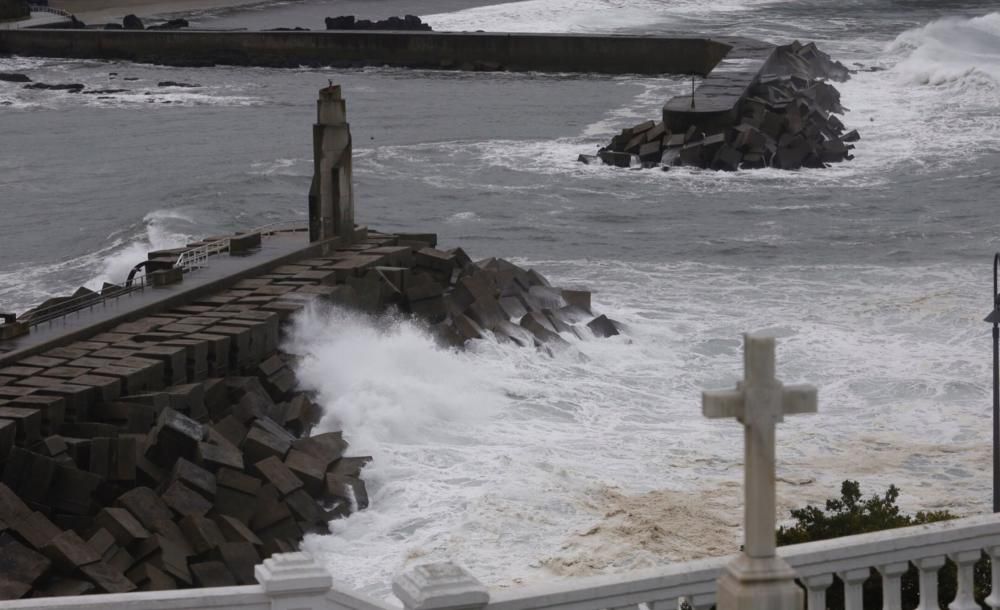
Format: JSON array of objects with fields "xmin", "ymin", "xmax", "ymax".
[
  {"xmin": 585, "ymin": 41, "xmax": 859, "ymax": 172},
  {"xmin": 0, "ymin": 356, "xmax": 365, "ymax": 598},
  {"xmin": 0, "ymin": 228, "xmax": 620, "ymax": 599}
]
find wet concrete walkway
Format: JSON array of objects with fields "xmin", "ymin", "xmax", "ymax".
[{"xmin": 0, "ymin": 230, "xmax": 322, "ymax": 366}]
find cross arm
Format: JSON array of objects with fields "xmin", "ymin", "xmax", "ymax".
[
  {"xmin": 782, "ymin": 384, "xmax": 818, "ymax": 415},
  {"xmin": 703, "ymin": 388, "xmax": 744, "ymax": 419}
]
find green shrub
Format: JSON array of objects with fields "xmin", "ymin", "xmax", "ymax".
[{"xmin": 777, "ymin": 481, "xmax": 990, "ymax": 610}]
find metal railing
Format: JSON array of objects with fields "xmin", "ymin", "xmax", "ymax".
[
  {"xmin": 20, "ymin": 272, "xmax": 150, "ymax": 328},
  {"xmin": 174, "ymin": 220, "xmax": 307, "ymax": 272},
  {"xmin": 2, "ymin": 220, "xmax": 306, "ymax": 332},
  {"xmin": 27, "ymin": 5, "xmax": 72, "ymax": 17}
]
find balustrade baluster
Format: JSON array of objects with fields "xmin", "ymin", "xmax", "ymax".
[
  {"xmin": 949, "ymin": 551, "xmax": 983, "ymax": 610},
  {"xmin": 986, "ymin": 546, "xmax": 1000, "ymax": 610},
  {"xmin": 914, "ymin": 556, "xmax": 946, "ymax": 610},
  {"xmin": 838, "ymin": 568, "xmax": 870, "ymax": 610},
  {"xmin": 804, "ymin": 574, "xmax": 833, "ymax": 610},
  {"xmin": 878, "ymin": 562, "xmax": 909, "ymax": 610}
]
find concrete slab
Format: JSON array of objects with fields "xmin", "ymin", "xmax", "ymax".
[{"xmin": 0, "ymin": 230, "xmax": 336, "ymax": 367}]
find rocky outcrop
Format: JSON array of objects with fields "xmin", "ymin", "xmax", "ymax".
[
  {"xmin": 0, "ymin": 72, "xmax": 31, "ymax": 83},
  {"xmin": 324, "ymin": 14, "xmax": 431, "ymax": 31},
  {"xmin": 586, "ymin": 41, "xmax": 859, "ymax": 172},
  {"xmin": 122, "ymin": 14, "xmax": 143, "ymax": 30}
]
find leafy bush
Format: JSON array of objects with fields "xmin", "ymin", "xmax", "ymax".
[{"xmin": 777, "ymin": 481, "xmax": 990, "ymax": 610}]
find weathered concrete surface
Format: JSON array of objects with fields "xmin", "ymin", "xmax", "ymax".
[
  {"xmin": 309, "ymin": 85, "xmax": 354, "ymax": 243},
  {"xmin": 0, "ymin": 230, "xmax": 335, "ymax": 367},
  {"xmin": 663, "ymin": 37, "xmax": 776, "ymax": 133},
  {"xmin": 0, "ymin": 29, "xmax": 730, "ymax": 75}
]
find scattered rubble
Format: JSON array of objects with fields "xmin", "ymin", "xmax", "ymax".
[
  {"xmin": 324, "ymin": 14, "xmax": 431, "ymax": 31},
  {"xmin": 585, "ymin": 41, "xmax": 859, "ymax": 172}
]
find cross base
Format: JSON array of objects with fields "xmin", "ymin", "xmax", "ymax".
[{"xmin": 716, "ymin": 555, "xmax": 803, "ymax": 610}]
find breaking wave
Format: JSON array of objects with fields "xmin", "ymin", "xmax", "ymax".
[
  {"xmin": 889, "ymin": 12, "xmax": 1000, "ymax": 88},
  {"xmin": 86, "ymin": 209, "xmax": 198, "ymax": 288}
]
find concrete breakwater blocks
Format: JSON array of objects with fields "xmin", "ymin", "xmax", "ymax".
[
  {"xmin": 583, "ymin": 40, "xmax": 859, "ymax": 171},
  {"xmin": 0, "ymin": 228, "xmax": 621, "ymax": 600}
]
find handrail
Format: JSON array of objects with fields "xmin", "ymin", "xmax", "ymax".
[
  {"xmin": 20, "ymin": 273, "xmax": 149, "ymax": 327},
  {"xmin": 28, "ymin": 4, "xmax": 72, "ymax": 17},
  {"xmin": 174, "ymin": 220, "xmax": 307, "ymax": 272},
  {"xmin": 4, "ymin": 220, "xmax": 306, "ymax": 331}
]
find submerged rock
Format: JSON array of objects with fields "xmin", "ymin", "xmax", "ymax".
[
  {"xmin": 324, "ymin": 14, "xmax": 431, "ymax": 31},
  {"xmin": 23, "ymin": 82, "xmax": 84, "ymax": 92},
  {"xmin": 0, "ymin": 72, "xmax": 31, "ymax": 83}
]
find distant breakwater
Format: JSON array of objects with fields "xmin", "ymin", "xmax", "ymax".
[{"xmin": 0, "ymin": 29, "xmax": 729, "ymax": 74}]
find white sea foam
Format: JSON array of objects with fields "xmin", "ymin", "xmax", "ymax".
[
  {"xmin": 889, "ymin": 12, "xmax": 1000, "ymax": 88},
  {"xmin": 295, "ymin": 259, "xmax": 989, "ymax": 598},
  {"xmin": 0, "ymin": 209, "xmax": 198, "ymax": 312},
  {"xmin": 85, "ymin": 209, "xmax": 198, "ymax": 287},
  {"xmin": 425, "ymin": 0, "xmax": 768, "ymax": 33}
]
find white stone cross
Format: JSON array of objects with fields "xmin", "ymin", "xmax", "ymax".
[{"xmin": 702, "ymin": 332, "xmax": 817, "ymax": 559}]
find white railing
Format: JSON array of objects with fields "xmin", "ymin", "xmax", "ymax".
[
  {"xmin": 475, "ymin": 513, "xmax": 1000, "ymax": 610},
  {"xmin": 15, "ymin": 514, "xmax": 996, "ymax": 610}
]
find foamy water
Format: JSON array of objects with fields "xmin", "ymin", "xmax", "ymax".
[
  {"xmin": 4, "ymin": 0, "xmax": 1000, "ymax": 599},
  {"xmin": 296, "ymin": 260, "xmax": 990, "ymax": 596}
]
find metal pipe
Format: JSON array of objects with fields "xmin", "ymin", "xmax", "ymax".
[{"xmin": 994, "ymin": 253, "xmax": 999, "ymax": 513}]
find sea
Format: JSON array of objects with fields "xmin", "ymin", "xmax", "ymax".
[{"xmin": 2, "ymin": 0, "xmax": 1000, "ymax": 598}]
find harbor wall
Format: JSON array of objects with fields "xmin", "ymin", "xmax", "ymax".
[{"xmin": 0, "ymin": 29, "xmax": 730, "ymax": 75}]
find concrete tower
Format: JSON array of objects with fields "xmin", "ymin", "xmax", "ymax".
[{"xmin": 308, "ymin": 83, "xmax": 354, "ymax": 243}]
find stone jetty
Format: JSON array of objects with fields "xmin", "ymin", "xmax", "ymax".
[
  {"xmin": 583, "ymin": 41, "xmax": 860, "ymax": 171},
  {"xmin": 0, "ymin": 230, "xmax": 619, "ymax": 599},
  {"xmin": 0, "ymin": 85, "xmax": 620, "ymax": 600}
]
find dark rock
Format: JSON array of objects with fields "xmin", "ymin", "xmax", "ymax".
[
  {"xmin": 23, "ymin": 83, "xmax": 84, "ymax": 93},
  {"xmin": 587, "ymin": 315, "xmax": 621, "ymax": 338},
  {"xmin": 157, "ymin": 81, "xmax": 200, "ymax": 88},
  {"xmin": 122, "ymin": 14, "xmax": 144, "ymax": 29},
  {"xmin": 0, "ymin": 73, "xmax": 30, "ymax": 83}
]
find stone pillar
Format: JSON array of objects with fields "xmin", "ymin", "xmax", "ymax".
[
  {"xmin": 254, "ymin": 552, "xmax": 334, "ymax": 610},
  {"xmin": 393, "ymin": 563, "xmax": 489, "ymax": 610},
  {"xmin": 309, "ymin": 83, "xmax": 355, "ymax": 243}
]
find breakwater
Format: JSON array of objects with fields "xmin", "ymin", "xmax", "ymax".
[
  {"xmin": 0, "ymin": 29, "xmax": 729, "ymax": 74},
  {"xmin": 0, "ymin": 222, "xmax": 618, "ymax": 599}
]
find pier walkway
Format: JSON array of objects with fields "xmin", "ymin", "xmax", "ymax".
[{"xmin": 0, "ymin": 229, "xmax": 321, "ymax": 366}]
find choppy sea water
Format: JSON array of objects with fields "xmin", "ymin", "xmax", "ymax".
[{"xmin": 2, "ymin": 0, "xmax": 1000, "ymax": 597}]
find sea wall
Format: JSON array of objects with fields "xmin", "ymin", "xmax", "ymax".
[{"xmin": 0, "ymin": 29, "xmax": 729, "ymax": 75}]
